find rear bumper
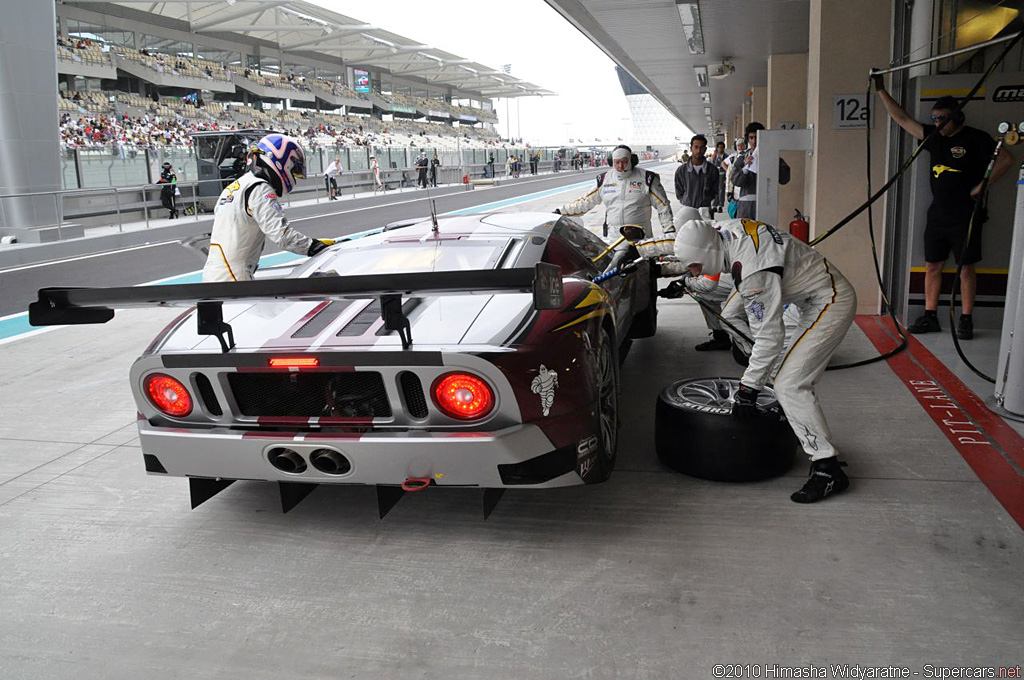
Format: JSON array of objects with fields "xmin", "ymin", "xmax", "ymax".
[{"xmin": 138, "ymin": 421, "xmax": 585, "ymax": 488}]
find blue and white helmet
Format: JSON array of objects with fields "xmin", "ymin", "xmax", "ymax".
[{"xmin": 254, "ymin": 134, "xmax": 306, "ymax": 194}]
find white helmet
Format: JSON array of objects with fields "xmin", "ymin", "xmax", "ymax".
[
  {"xmin": 673, "ymin": 206, "xmax": 702, "ymax": 232},
  {"xmin": 673, "ymin": 219, "xmax": 725, "ymax": 276}
]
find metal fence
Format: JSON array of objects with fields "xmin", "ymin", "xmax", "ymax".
[
  {"xmin": 5, "ymin": 146, "xmax": 598, "ymax": 243},
  {"xmin": 57, "ymin": 144, "xmax": 572, "ymax": 190}
]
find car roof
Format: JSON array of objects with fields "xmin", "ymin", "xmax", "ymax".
[{"xmin": 350, "ymin": 212, "xmax": 559, "ymax": 247}]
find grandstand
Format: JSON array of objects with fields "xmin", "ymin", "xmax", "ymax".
[{"xmin": 54, "ymin": 0, "xmax": 552, "ymax": 187}]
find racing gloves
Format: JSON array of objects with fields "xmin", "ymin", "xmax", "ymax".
[
  {"xmin": 731, "ymin": 384, "xmax": 761, "ymax": 419},
  {"xmin": 658, "ymin": 275, "xmax": 692, "ymax": 299},
  {"xmin": 307, "ymin": 239, "xmax": 331, "ymax": 257}
]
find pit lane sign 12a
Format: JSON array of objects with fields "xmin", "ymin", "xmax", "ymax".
[{"xmin": 833, "ymin": 94, "xmax": 875, "ymax": 129}]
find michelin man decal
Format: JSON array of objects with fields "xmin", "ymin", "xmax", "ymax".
[{"xmin": 531, "ymin": 364, "xmax": 559, "ymax": 416}]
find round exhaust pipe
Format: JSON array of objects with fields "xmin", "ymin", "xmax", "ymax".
[
  {"xmin": 268, "ymin": 448, "xmax": 307, "ymax": 474},
  {"xmin": 310, "ymin": 449, "xmax": 352, "ymax": 475}
]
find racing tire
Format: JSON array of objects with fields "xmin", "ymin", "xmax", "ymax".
[
  {"xmin": 655, "ymin": 377, "xmax": 798, "ymax": 482},
  {"xmin": 628, "ymin": 266, "xmax": 659, "ymax": 339},
  {"xmin": 617, "ymin": 337, "xmax": 633, "ymax": 367},
  {"xmin": 731, "ymin": 340, "xmax": 750, "ymax": 367},
  {"xmin": 586, "ymin": 329, "xmax": 619, "ymax": 484}
]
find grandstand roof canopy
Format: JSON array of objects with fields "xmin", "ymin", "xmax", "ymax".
[{"xmin": 68, "ymin": 0, "xmax": 555, "ymax": 99}]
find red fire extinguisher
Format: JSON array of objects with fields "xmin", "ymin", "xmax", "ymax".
[{"xmin": 790, "ymin": 209, "xmax": 809, "ymax": 243}]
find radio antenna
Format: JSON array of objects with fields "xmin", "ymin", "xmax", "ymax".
[{"xmin": 423, "ymin": 152, "xmax": 439, "ymax": 233}]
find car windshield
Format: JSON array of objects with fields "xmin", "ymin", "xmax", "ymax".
[{"xmin": 311, "ymin": 238, "xmax": 510, "ymax": 276}]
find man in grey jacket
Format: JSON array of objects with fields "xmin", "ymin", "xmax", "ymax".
[
  {"xmin": 674, "ymin": 134, "xmax": 720, "ymax": 212},
  {"xmin": 731, "ymin": 122, "xmax": 790, "ymax": 220}
]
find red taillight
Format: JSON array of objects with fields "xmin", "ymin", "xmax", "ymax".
[
  {"xmin": 269, "ymin": 357, "xmax": 320, "ymax": 368},
  {"xmin": 431, "ymin": 372, "xmax": 495, "ymax": 420},
  {"xmin": 145, "ymin": 374, "xmax": 193, "ymax": 417}
]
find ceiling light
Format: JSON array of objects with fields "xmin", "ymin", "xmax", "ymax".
[
  {"xmin": 693, "ymin": 65, "xmax": 708, "ymax": 88},
  {"xmin": 676, "ymin": 2, "xmax": 704, "ymax": 55},
  {"xmin": 704, "ymin": 106, "xmax": 712, "ymax": 116},
  {"xmin": 700, "ymin": 92, "xmax": 710, "ymax": 103}
]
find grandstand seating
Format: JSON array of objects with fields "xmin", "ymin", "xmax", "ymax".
[
  {"xmin": 55, "ymin": 37, "xmax": 507, "ymax": 156},
  {"xmin": 110, "ymin": 46, "xmax": 231, "ymax": 82}
]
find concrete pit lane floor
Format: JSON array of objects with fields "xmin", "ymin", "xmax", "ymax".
[{"xmin": 0, "ymin": 165, "xmax": 1021, "ymax": 678}]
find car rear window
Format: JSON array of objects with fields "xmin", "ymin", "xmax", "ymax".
[{"xmin": 312, "ymin": 238, "xmax": 511, "ymax": 276}]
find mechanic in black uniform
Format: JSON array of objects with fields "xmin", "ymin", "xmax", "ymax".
[
  {"xmin": 875, "ymin": 83, "xmax": 1014, "ymax": 339},
  {"xmin": 157, "ymin": 162, "xmax": 178, "ymax": 219}
]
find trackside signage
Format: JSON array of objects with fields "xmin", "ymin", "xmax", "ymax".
[{"xmin": 992, "ymin": 85, "xmax": 1024, "ymax": 103}]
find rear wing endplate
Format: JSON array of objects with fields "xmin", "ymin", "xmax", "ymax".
[{"xmin": 30, "ymin": 263, "xmax": 563, "ymax": 352}]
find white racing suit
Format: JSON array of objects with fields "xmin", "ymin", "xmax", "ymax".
[
  {"xmin": 634, "ymin": 237, "xmax": 734, "ymax": 332},
  {"xmin": 559, "ymin": 166, "xmax": 674, "ymax": 238},
  {"xmin": 717, "ymin": 218, "xmax": 856, "ymax": 461},
  {"xmin": 202, "ymin": 172, "xmax": 314, "ymax": 282}
]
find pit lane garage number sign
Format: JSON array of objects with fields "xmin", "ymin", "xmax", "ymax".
[{"xmin": 833, "ymin": 94, "xmax": 875, "ymax": 129}]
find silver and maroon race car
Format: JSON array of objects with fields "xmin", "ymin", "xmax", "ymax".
[{"xmin": 30, "ymin": 212, "xmax": 657, "ymax": 516}]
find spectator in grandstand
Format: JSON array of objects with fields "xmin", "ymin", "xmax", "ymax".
[
  {"xmin": 203, "ymin": 134, "xmax": 329, "ymax": 283},
  {"xmin": 157, "ymin": 162, "xmax": 178, "ymax": 220},
  {"xmin": 673, "ymin": 134, "xmax": 719, "ymax": 212},
  {"xmin": 430, "ymin": 152, "xmax": 441, "ymax": 187},
  {"xmin": 325, "ymin": 155, "xmax": 343, "ymax": 200}
]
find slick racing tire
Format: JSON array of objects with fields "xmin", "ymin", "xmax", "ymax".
[
  {"xmin": 655, "ymin": 377, "xmax": 799, "ymax": 482},
  {"xmin": 628, "ymin": 264, "xmax": 658, "ymax": 339}
]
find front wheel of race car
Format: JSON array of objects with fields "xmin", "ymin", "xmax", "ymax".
[
  {"xmin": 628, "ymin": 271, "xmax": 658, "ymax": 339},
  {"xmin": 655, "ymin": 377, "xmax": 799, "ymax": 482}
]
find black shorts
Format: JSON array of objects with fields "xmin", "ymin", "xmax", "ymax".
[{"xmin": 924, "ymin": 219, "xmax": 983, "ymax": 265}]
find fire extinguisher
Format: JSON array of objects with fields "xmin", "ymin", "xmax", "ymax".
[{"xmin": 790, "ymin": 209, "xmax": 809, "ymax": 243}]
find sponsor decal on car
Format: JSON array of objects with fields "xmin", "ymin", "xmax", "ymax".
[
  {"xmin": 530, "ymin": 364, "xmax": 559, "ymax": 416},
  {"xmin": 576, "ymin": 435, "xmax": 599, "ymax": 477}
]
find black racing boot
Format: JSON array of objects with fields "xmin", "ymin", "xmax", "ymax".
[
  {"xmin": 908, "ymin": 310, "xmax": 940, "ymax": 334},
  {"xmin": 695, "ymin": 330, "xmax": 732, "ymax": 352},
  {"xmin": 791, "ymin": 457, "xmax": 849, "ymax": 504},
  {"xmin": 956, "ymin": 314, "xmax": 973, "ymax": 340}
]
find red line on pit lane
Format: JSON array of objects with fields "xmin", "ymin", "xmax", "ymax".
[{"xmin": 855, "ymin": 315, "xmax": 1024, "ymax": 530}]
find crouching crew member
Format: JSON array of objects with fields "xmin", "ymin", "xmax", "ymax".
[
  {"xmin": 555, "ymin": 145, "xmax": 674, "ymax": 238},
  {"xmin": 642, "ymin": 206, "xmax": 733, "ymax": 351},
  {"xmin": 674, "ymin": 216, "xmax": 857, "ymax": 503},
  {"xmin": 203, "ymin": 134, "xmax": 330, "ymax": 283}
]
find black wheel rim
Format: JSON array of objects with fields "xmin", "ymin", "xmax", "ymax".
[{"xmin": 598, "ymin": 337, "xmax": 617, "ymax": 459}]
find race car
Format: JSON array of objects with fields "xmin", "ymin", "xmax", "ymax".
[{"xmin": 29, "ymin": 212, "xmax": 658, "ymax": 516}]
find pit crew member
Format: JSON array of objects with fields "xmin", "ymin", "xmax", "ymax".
[
  {"xmin": 555, "ymin": 145, "xmax": 674, "ymax": 238},
  {"xmin": 202, "ymin": 134, "xmax": 330, "ymax": 283},
  {"xmin": 673, "ymin": 216, "xmax": 857, "ymax": 503}
]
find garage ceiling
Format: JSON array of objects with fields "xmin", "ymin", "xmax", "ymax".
[{"xmin": 544, "ymin": 0, "xmax": 810, "ymax": 136}]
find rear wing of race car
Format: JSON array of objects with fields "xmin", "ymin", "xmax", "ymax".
[{"xmin": 29, "ymin": 263, "xmax": 563, "ymax": 352}]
